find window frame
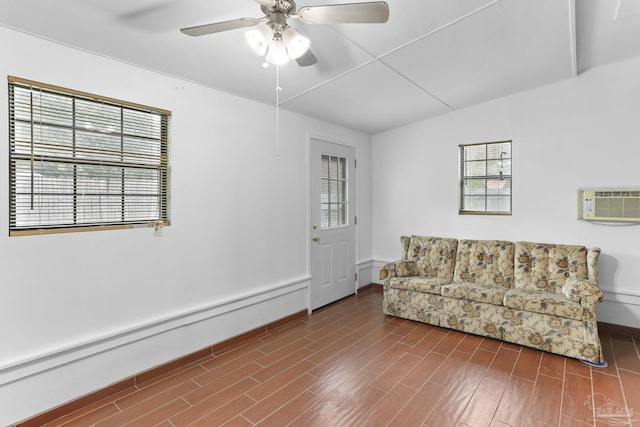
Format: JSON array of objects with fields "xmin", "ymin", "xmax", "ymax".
[
  {"xmin": 8, "ymin": 76, "xmax": 171, "ymax": 236},
  {"xmin": 459, "ymin": 140, "xmax": 512, "ymax": 216}
]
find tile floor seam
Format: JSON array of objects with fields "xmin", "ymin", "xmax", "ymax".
[
  {"xmin": 390, "ymin": 391, "xmax": 419, "ymax": 427},
  {"xmin": 106, "ymin": 386, "xmax": 189, "ymax": 427},
  {"xmin": 180, "ymin": 396, "xmax": 228, "ymax": 427},
  {"xmin": 613, "ymin": 364, "xmax": 634, "ymax": 427},
  {"xmin": 586, "ymin": 364, "xmax": 597, "ymax": 427},
  {"xmin": 239, "ymin": 389, "xmax": 298, "ymax": 426},
  {"xmin": 522, "ymin": 349, "xmax": 544, "ymax": 427},
  {"xmin": 557, "ymin": 357, "xmax": 567, "ymax": 427},
  {"xmin": 115, "ymin": 377, "xmax": 197, "ymax": 414}
]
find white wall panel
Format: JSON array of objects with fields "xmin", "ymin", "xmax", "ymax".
[
  {"xmin": 372, "ymin": 57, "xmax": 640, "ymax": 328},
  {"xmin": 0, "ymin": 25, "xmax": 372, "ymax": 425}
]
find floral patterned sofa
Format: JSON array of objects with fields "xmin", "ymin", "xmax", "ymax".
[{"xmin": 380, "ymin": 236, "xmax": 604, "ymax": 364}]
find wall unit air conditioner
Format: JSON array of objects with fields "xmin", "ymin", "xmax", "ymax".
[{"xmin": 578, "ymin": 188, "xmax": 640, "ymax": 222}]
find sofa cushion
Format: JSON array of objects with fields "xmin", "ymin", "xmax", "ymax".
[
  {"xmin": 388, "ymin": 276, "xmax": 449, "ymax": 295},
  {"xmin": 514, "ymin": 242, "xmax": 588, "ymax": 294},
  {"xmin": 503, "ymin": 288, "xmax": 583, "ymax": 320},
  {"xmin": 453, "ymin": 240, "xmax": 515, "ymax": 288},
  {"xmin": 441, "ymin": 282, "xmax": 508, "ymax": 306},
  {"xmin": 407, "ymin": 236, "xmax": 458, "ymax": 281}
]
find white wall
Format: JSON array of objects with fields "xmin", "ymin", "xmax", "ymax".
[
  {"xmin": 372, "ymin": 56, "xmax": 640, "ymax": 329},
  {"xmin": 0, "ymin": 26, "xmax": 372, "ymax": 425}
]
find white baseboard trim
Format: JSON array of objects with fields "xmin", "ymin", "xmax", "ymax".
[
  {"xmin": 601, "ymin": 288, "xmax": 640, "ymax": 301},
  {"xmin": 356, "ymin": 258, "xmax": 374, "ymax": 287},
  {"xmin": 598, "ymin": 288, "xmax": 640, "ymax": 328},
  {"xmin": 0, "ymin": 276, "xmax": 310, "ymax": 387},
  {"xmin": 371, "ymin": 259, "xmax": 391, "ymax": 284},
  {"xmin": 356, "ymin": 258, "xmax": 374, "ymax": 269}
]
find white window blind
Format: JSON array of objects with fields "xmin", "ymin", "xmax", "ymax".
[
  {"xmin": 321, "ymin": 154, "xmax": 347, "ymax": 228},
  {"xmin": 459, "ymin": 140, "xmax": 512, "ymax": 215},
  {"xmin": 8, "ymin": 76, "xmax": 170, "ymax": 235}
]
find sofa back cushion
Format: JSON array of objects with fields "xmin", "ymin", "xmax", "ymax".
[
  {"xmin": 453, "ymin": 240, "xmax": 515, "ymax": 288},
  {"xmin": 407, "ymin": 236, "xmax": 458, "ymax": 281},
  {"xmin": 514, "ymin": 241, "xmax": 588, "ymax": 294}
]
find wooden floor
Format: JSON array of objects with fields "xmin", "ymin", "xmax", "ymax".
[{"xmin": 31, "ymin": 288, "xmax": 640, "ymax": 427}]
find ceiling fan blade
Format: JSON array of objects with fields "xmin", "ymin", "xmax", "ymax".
[
  {"xmin": 180, "ymin": 17, "xmax": 263, "ymax": 37},
  {"xmin": 296, "ymin": 49, "xmax": 318, "ymax": 67},
  {"xmin": 297, "ymin": 1, "xmax": 389, "ymax": 24}
]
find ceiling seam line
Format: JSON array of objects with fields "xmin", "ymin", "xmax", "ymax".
[
  {"xmin": 277, "ymin": 25, "xmax": 379, "ymax": 105},
  {"xmin": 327, "ymin": 24, "xmax": 379, "ymax": 59},
  {"xmin": 278, "ymin": 59, "xmax": 376, "ymax": 105},
  {"xmin": 280, "ymin": 0, "xmax": 502, "ymax": 107},
  {"xmin": 375, "ymin": 0, "xmax": 503, "ymax": 61},
  {"xmin": 376, "ymin": 59, "xmax": 455, "ymax": 111}
]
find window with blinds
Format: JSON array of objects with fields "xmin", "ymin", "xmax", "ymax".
[
  {"xmin": 321, "ymin": 154, "xmax": 347, "ymax": 228},
  {"xmin": 459, "ymin": 140, "xmax": 512, "ymax": 215},
  {"xmin": 8, "ymin": 76, "xmax": 170, "ymax": 236}
]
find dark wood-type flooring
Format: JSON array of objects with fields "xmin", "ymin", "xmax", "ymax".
[{"xmin": 19, "ymin": 287, "xmax": 640, "ymax": 426}]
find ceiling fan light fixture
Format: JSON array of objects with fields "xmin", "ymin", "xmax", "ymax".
[
  {"xmin": 282, "ymin": 27, "xmax": 310, "ymax": 59},
  {"xmin": 182, "ymin": 1, "xmax": 391, "ymax": 68},
  {"xmin": 245, "ymin": 25, "xmax": 273, "ymax": 56},
  {"xmin": 266, "ymin": 38, "xmax": 290, "ymax": 65}
]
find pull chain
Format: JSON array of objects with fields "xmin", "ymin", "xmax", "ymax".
[{"xmin": 275, "ymin": 63, "xmax": 281, "ymax": 157}]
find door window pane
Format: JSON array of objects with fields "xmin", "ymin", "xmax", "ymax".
[{"xmin": 320, "ymin": 154, "xmax": 348, "ymax": 228}]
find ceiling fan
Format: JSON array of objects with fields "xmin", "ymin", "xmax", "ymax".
[{"xmin": 180, "ymin": 0, "xmax": 389, "ymax": 67}]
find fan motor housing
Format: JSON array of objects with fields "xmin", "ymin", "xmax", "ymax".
[{"xmin": 261, "ymin": 0, "xmax": 297, "ymax": 16}]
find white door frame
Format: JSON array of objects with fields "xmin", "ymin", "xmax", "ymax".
[{"xmin": 307, "ymin": 133, "xmax": 359, "ymax": 313}]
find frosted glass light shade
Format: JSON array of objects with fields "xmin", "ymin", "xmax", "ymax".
[
  {"xmin": 245, "ymin": 25, "xmax": 273, "ymax": 56},
  {"xmin": 266, "ymin": 39, "xmax": 290, "ymax": 64},
  {"xmin": 282, "ymin": 27, "xmax": 310, "ymax": 59}
]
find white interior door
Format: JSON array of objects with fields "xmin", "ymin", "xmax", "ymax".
[{"xmin": 310, "ymin": 138, "xmax": 356, "ymax": 310}]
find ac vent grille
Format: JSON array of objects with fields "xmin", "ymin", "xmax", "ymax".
[{"xmin": 578, "ymin": 188, "xmax": 640, "ymax": 222}]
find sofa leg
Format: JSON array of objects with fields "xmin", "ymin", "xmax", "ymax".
[{"xmin": 581, "ymin": 359, "xmax": 608, "ymax": 368}]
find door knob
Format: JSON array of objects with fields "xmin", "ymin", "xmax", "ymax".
[{"xmin": 312, "ymin": 235, "xmax": 320, "ymax": 242}]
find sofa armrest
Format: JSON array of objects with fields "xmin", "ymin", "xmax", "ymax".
[
  {"xmin": 562, "ymin": 278, "xmax": 604, "ymax": 304},
  {"xmin": 379, "ymin": 260, "xmax": 418, "ymax": 280}
]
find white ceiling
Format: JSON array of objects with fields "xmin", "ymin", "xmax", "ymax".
[{"xmin": 1, "ymin": 0, "xmax": 639, "ymax": 134}]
